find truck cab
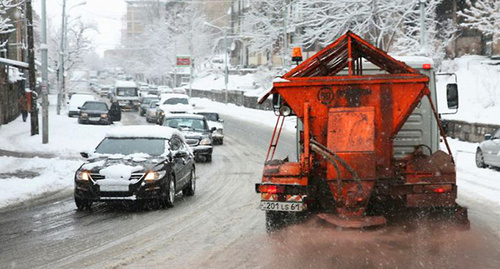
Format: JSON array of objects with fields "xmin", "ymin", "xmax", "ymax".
[{"xmin": 112, "ymin": 80, "xmax": 140, "ymax": 110}]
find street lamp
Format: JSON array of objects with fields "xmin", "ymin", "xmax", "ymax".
[
  {"xmin": 57, "ymin": 0, "xmax": 86, "ymax": 115},
  {"xmin": 204, "ymin": 22, "xmax": 229, "ymax": 104}
]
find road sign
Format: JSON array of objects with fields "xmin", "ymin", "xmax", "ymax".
[{"xmin": 177, "ymin": 56, "xmax": 191, "ymax": 67}]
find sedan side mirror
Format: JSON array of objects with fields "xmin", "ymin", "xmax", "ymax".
[
  {"xmin": 485, "ymin": 134, "xmax": 492, "ymax": 140},
  {"xmin": 218, "ymin": 119, "xmax": 224, "ymax": 123},
  {"xmin": 446, "ymin": 83, "xmax": 459, "ymax": 109},
  {"xmin": 80, "ymin": 152, "xmax": 89, "ymax": 158},
  {"xmin": 77, "ymin": 107, "xmax": 81, "ymax": 110},
  {"xmin": 211, "ymin": 127, "xmax": 217, "ymax": 132}
]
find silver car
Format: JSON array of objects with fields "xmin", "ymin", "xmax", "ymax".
[
  {"xmin": 145, "ymin": 100, "xmax": 160, "ymax": 123},
  {"xmin": 476, "ymin": 128, "xmax": 500, "ymax": 168}
]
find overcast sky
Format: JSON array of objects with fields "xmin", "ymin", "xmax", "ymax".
[{"xmin": 34, "ymin": 0, "xmax": 127, "ymax": 56}]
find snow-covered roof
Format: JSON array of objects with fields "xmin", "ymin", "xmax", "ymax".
[
  {"xmin": 159, "ymin": 93, "xmax": 190, "ymax": 102},
  {"xmin": 115, "ymin": 80, "xmax": 137, "ymax": 88},
  {"xmin": 163, "ymin": 114, "xmax": 204, "ymax": 120},
  {"xmin": 105, "ymin": 126, "xmax": 183, "ymax": 140},
  {"xmin": 0, "ymin": 57, "xmax": 29, "ymax": 69}
]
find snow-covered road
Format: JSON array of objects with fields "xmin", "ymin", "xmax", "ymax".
[{"xmin": 1, "ymin": 97, "xmax": 500, "ymax": 268}]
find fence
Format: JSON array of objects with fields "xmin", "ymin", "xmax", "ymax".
[
  {"xmin": 443, "ymin": 119, "xmax": 500, "ymax": 143},
  {"xmin": 190, "ymin": 88, "xmax": 499, "ymax": 144},
  {"xmin": 0, "ymin": 83, "xmax": 21, "ymax": 125}
]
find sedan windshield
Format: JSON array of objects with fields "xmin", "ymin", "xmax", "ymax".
[
  {"xmin": 95, "ymin": 138, "xmax": 166, "ymax": 156},
  {"xmin": 163, "ymin": 118, "xmax": 207, "ymax": 131},
  {"xmin": 163, "ymin": 98, "xmax": 188, "ymax": 105},
  {"xmin": 143, "ymin": 97, "xmax": 159, "ymax": 104},
  {"xmin": 82, "ymin": 102, "xmax": 108, "ymax": 111}
]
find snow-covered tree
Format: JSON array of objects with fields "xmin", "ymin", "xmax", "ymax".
[
  {"xmin": 241, "ymin": 0, "xmax": 287, "ymax": 57},
  {"xmin": 47, "ymin": 18, "xmax": 96, "ymax": 80},
  {"xmin": 459, "ymin": 0, "xmax": 500, "ymax": 46},
  {"xmin": 112, "ymin": 1, "xmax": 212, "ymax": 84},
  {"xmin": 0, "ymin": 0, "xmax": 25, "ymax": 48},
  {"xmin": 391, "ymin": 0, "xmax": 458, "ymax": 64}
]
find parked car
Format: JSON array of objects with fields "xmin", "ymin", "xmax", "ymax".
[
  {"xmin": 139, "ymin": 96, "xmax": 160, "ymax": 116},
  {"xmin": 78, "ymin": 101, "xmax": 114, "ymax": 125},
  {"xmin": 146, "ymin": 100, "xmax": 160, "ymax": 123},
  {"xmin": 156, "ymin": 94, "xmax": 194, "ymax": 124},
  {"xmin": 476, "ymin": 128, "xmax": 500, "ymax": 168},
  {"xmin": 74, "ymin": 125, "xmax": 196, "ymax": 210},
  {"xmin": 162, "ymin": 114, "xmax": 215, "ymax": 162},
  {"xmin": 68, "ymin": 93, "xmax": 96, "ymax": 117},
  {"xmin": 194, "ymin": 111, "xmax": 224, "ymax": 145}
]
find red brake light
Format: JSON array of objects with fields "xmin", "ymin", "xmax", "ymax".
[
  {"xmin": 259, "ymin": 185, "xmax": 284, "ymax": 194},
  {"xmin": 434, "ymin": 187, "xmax": 445, "ymax": 193},
  {"xmin": 422, "ymin": 63, "xmax": 431, "ymax": 70}
]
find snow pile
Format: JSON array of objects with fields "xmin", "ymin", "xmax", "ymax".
[
  {"xmin": 98, "ymin": 163, "xmax": 143, "ymax": 180},
  {"xmin": 437, "ymin": 55, "xmax": 500, "ymax": 125},
  {"xmin": 0, "ymin": 156, "xmax": 81, "ymax": 208},
  {"xmin": 0, "ymin": 94, "xmax": 116, "ymax": 158}
]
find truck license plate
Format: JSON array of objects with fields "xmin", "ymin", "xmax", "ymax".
[{"xmin": 260, "ymin": 201, "xmax": 304, "ymax": 212}]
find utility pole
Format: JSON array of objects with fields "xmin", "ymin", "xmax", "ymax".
[
  {"xmin": 26, "ymin": 0, "xmax": 38, "ymax": 136},
  {"xmin": 282, "ymin": 0, "xmax": 288, "ymax": 70},
  {"xmin": 420, "ymin": 0, "xmax": 426, "ymax": 53},
  {"xmin": 57, "ymin": 0, "xmax": 66, "ymax": 115},
  {"xmin": 223, "ymin": 27, "xmax": 228, "ymax": 104},
  {"xmin": 41, "ymin": 0, "xmax": 49, "ymax": 144}
]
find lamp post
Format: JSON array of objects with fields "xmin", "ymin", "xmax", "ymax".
[
  {"xmin": 41, "ymin": 0, "xmax": 48, "ymax": 143},
  {"xmin": 57, "ymin": 0, "xmax": 86, "ymax": 115},
  {"xmin": 204, "ymin": 22, "xmax": 228, "ymax": 104}
]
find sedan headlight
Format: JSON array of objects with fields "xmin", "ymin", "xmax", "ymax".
[
  {"xmin": 76, "ymin": 170, "xmax": 89, "ymax": 181},
  {"xmin": 80, "ymin": 113, "xmax": 88, "ymax": 118},
  {"xmin": 216, "ymin": 129, "xmax": 224, "ymax": 135},
  {"xmin": 144, "ymin": 170, "xmax": 167, "ymax": 182},
  {"xmin": 101, "ymin": 113, "xmax": 108, "ymax": 118},
  {"xmin": 200, "ymin": 138, "xmax": 212, "ymax": 145}
]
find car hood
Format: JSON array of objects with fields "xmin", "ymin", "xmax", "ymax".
[
  {"xmin": 181, "ymin": 130, "xmax": 210, "ymax": 140},
  {"xmin": 80, "ymin": 154, "xmax": 166, "ymax": 176}
]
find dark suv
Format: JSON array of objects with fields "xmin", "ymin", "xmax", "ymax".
[{"xmin": 162, "ymin": 114, "xmax": 215, "ymax": 162}]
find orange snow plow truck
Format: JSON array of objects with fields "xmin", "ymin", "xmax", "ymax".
[{"xmin": 256, "ymin": 31, "xmax": 469, "ymax": 231}]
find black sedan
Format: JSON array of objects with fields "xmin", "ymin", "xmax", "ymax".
[
  {"xmin": 162, "ymin": 114, "xmax": 215, "ymax": 162},
  {"xmin": 74, "ymin": 126, "xmax": 196, "ymax": 210},
  {"xmin": 78, "ymin": 101, "xmax": 112, "ymax": 125}
]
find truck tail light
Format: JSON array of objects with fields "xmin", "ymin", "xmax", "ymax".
[
  {"xmin": 423, "ymin": 63, "xmax": 431, "ymax": 69},
  {"xmin": 423, "ymin": 184, "xmax": 452, "ymax": 193},
  {"xmin": 259, "ymin": 185, "xmax": 285, "ymax": 194}
]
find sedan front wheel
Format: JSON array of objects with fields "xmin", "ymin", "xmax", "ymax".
[{"xmin": 165, "ymin": 176, "xmax": 175, "ymax": 208}]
